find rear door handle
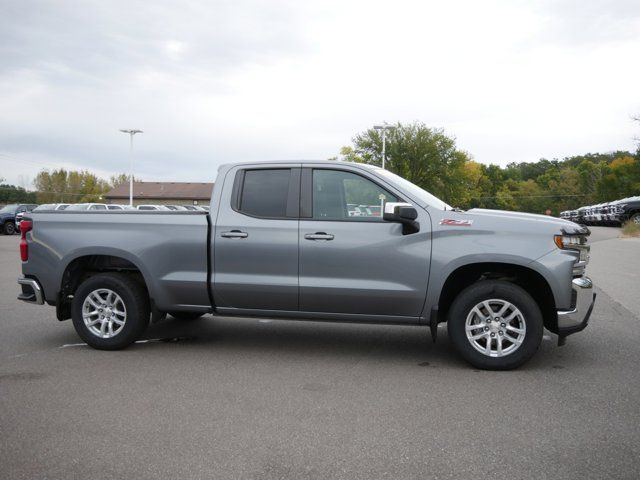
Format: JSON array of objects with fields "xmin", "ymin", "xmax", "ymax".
[
  {"xmin": 304, "ymin": 232, "xmax": 334, "ymax": 241},
  {"xmin": 221, "ymin": 230, "xmax": 248, "ymax": 239}
]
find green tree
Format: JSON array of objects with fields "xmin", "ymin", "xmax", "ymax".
[
  {"xmin": 33, "ymin": 169, "xmax": 111, "ymax": 203},
  {"xmin": 0, "ymin": 182, "xmax": 37, "ymax": 204},
  {"xmin": 598, "ymin": 155, "xmax": 640, "ymax": 200},
  {"xmin": 340, "ymin": 121, "xmax": 640, "ymax": 214},
  {"xmin": 109, "ymin": 173, "xmax": 138, "ymax": 188},
  {"xmin": 341, "ymin": 122, "xmax": 473, "ymax": 206}
]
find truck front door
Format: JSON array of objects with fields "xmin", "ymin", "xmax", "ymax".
[{"xmin": 298, "ymin": 166, "xmax": 431, "ymax": 322}]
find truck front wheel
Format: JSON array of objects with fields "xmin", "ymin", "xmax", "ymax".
[
  {"xmin": 447, "ymin": 280, "xmax": 543, "ymax": 370},
  {"xmin": 71, "ymin": 273, "xmax": 150, "ymax": 350}
]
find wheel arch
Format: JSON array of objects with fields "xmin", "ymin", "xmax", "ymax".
[
  {"xmin": 57, "ymin": 250, "xmax": 154, "ymax": 320},
  {"xmin": 437, "ymin": 262, "xmax": 557, "ymax": 333}
]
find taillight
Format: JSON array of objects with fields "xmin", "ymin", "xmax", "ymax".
[{"xmin": 20, "ymin": 220, "xmax": 32, "ymax": 262}]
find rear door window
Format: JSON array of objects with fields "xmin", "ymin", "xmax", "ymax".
[{"xmin": 239, "ymin": 169, "xmax": 291, "ymax": 218}]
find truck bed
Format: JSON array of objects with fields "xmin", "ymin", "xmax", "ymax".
[{"xmin": 23, "ymin": 210, "xmax": 211, "ymax": 312}]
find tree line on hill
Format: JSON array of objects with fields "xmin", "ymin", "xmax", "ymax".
[
  {"xmin": 3, "ymin": 120, "xmax": 638, "ymax": 214},
  {"xmin": 339, "ymin": 122, "xmax": 640, "ymax": 214},
  {"xmin": 0, "ymin": 172, "xmax": 133, "ymax": 205}
]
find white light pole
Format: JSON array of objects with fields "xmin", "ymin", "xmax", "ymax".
[
  {"xmin": 373, "ymin": 122, "xmax": 394, "ymax": 170},
  {"xmin": 119, "ymin": 129, "xmax": 143, "ymax": 206}
]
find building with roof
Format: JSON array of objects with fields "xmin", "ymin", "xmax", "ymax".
[{"xmin": 104, "ymin": 182, "xmax": 213, "ymax": 206}]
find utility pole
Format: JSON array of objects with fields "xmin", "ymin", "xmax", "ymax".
[
  {"xmin": 373, "ymin": 122, "xmax": 394, "ymax": 169},
  {"xmin": 119, "ymin": 129, "xmax": 143, "ymax": 206}
]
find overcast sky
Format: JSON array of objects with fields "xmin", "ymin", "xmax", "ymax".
[{"xmin": 1, "ymin": 0, "xmax": 639, "ymax": 187}]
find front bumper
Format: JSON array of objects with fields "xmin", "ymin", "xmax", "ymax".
[{"xmin": 557, "ymin": 276, "xmax": 595, "ymax": 337}]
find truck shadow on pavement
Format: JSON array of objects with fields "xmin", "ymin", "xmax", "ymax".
[{"xmin": 131, "ymin": 315, "xmax": 574, "ymax": 371}]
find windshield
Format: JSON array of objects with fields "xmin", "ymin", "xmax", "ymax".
[
  {"xmin": 65, "ymin": 204, "xmax": 89, "ymax": 210},
  {"xmin": 374, "ymin": 169, "xmax": 452, "ymax": 210},
  {"xmin": 0, "ymin": 204, "xmax": 18, "ymax": 214}
]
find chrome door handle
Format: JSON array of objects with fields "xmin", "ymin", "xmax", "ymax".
[
  {"xmin": 304, "ymin": 232, "xmax": 334, "ymax": 241},
  {"xmin": 221, "ymin": 230, "xmax": 248, "ymax": 239}
]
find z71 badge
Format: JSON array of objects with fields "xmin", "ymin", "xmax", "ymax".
[{"xmin": 440, "ymin": 218, "xmax": 473, "ymax": 226}]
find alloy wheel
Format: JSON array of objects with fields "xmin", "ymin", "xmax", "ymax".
[
  {"xmin": 82, "ymin": 288, "xmax": 127, "ymax": 338},
  {"xmin": 465, "ymin": 299, "xmax": 527, "ymax": 357}
]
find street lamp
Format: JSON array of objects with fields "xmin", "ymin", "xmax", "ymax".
[
  {"xmin": 119, "ymin": 129, "xmax": 143, "ymax": 206},
  {"xmin": 373, "ymin": 122, "xmax": 394, "ymax": 170}
]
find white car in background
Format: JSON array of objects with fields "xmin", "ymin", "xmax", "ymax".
[
  {"xmin": 32, "ymin": 203, "xmax": 70, "ymax": 211},
  {"xmin": 107, "ymin": 204, "xmax": 135, "ymax": 210},
  {"xmin": 136, "ymin": 205, "xmax": 172, "ymax": 211},
  {"xmin": 65, "ymin": 203, "xmax": 108, "ymax": 211}
]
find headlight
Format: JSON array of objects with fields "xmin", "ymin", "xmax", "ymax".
[
  {"xmin": 554, "ymin": 235, "xmax": 582, "ymax": 248},
  {"xmin": 554, "ymin": 235, "xmax": 589, "ymax": 262}
]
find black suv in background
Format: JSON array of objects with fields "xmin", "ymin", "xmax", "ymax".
[
  {"xmin": 616, "ymin": 196, "xmax": 640, "ymax": 225},
  {"xmin": 0, "ymin": 204, "xmax": 38, "ymax": 235}
]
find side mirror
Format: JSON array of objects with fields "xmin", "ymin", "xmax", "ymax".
[{"xmin": 383, "ymin": 202, "xmax": 420, "ymax": 234}]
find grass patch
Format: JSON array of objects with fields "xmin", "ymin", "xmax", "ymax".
[{"xmin": 621, "ymin": 221, "xmax": 640, "ymax": 237}]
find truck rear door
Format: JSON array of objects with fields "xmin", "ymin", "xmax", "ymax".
[{"xmin": 213, "ymin": 165, "xmax": 301, "ymax": 312}]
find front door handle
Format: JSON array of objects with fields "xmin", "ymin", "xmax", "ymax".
[
  {"xmin": 304, "ymin": 232, "xmax": 334, "ymax": 241},
  {"xmin": 221, "ymin": 230, "xmax": 248, "ymax": 239}
]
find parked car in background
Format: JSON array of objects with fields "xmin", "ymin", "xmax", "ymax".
[
  {"xmin": 106, "ymin": 204, "xmax": 135, "ymax": 210},
  {"xmin": 19, "ymin": 204, "xmax": 70, "ymax": 231},
  {"xmin": 181, "ymin": 205, "xmax": 206, "ymax": 211},
  {"xmin": 165, "ymin": 205, "xmax": 189, "ymax": 211},
  {"xmin": 576, "ymin": 207, "xmax": 588, "ymax": 225},
  {"xmin": 136, "ymin": 204, "xmax": 172, "ymax": 211},
  {"xmin": 33, "ymin": 203, "xmax": 70, "ymax": 212},
  {"xmin": 602, "ymin": 201, "xmax": 616, "ymax": 225},
  {"xmin": 616, "ymin": 196, "xmax": 640, "ymax": 225},
  {"xmin": 66, "ymin": 203, "xmax": 109, "ymax": 211},
  {"xmin": 587, "ymin": 206, "xmax": 595, "ymax": 225},
  {"xmin": 568, "ymin": 198, "xmax": 639, "ymax": 227},
  {"xmin": 0, "ymin": 203, "xmax": 38, "ymax": 235}
]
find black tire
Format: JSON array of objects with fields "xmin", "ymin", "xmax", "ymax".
[
  {"xmin": 168, "ymin": 311, "xmax": 205, "ymax": 321},
  {"xmin": 3, "ymin": 222, "xmax": 16, "ymax": 235},
  {"xmin": 631, "ymin": 213, "xmax": 640, "ymax": 225},
  {"xmin": 447, "ymin": 280, "xmax": 543, "ymax": 370},
  {"xmin": 72, "ymin": 273, "xmax": 150, "ymax": 350}
]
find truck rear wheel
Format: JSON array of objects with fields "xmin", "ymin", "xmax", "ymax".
[
  {"xmin": 447, "ymin": 280, "xmax": 543, "ymax": 370},
  {"xmin": 71, "ymin": 273, "xmax": 150, "ymax": 350}
]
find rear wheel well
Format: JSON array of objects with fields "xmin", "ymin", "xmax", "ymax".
[
  {"xmin": 438, "ymin": 263, "xmax": 557, "ymax": 332},
  {"xmin": 57, "ymin": 255, "xmax": 148, "ymax": 320}
]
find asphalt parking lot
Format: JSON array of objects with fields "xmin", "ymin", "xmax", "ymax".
[{"xmin": 1, "ymin": 228, "xmax": 639, "ymax": 479}]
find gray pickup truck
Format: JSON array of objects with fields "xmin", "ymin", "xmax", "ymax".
[{"xmin": 17, "ymin": 161, "xmax": 595, "ymax": 369}]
